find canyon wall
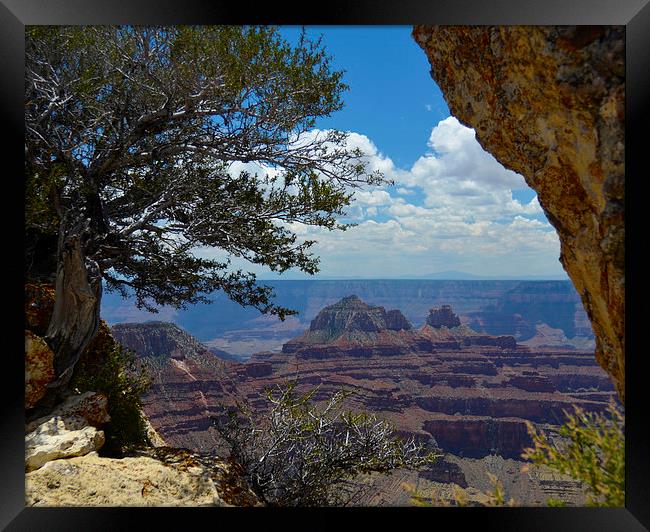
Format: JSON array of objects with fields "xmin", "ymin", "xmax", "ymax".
[{"xmin": 412, "ymin": 26, "xmax": 625, "ymax": 402}]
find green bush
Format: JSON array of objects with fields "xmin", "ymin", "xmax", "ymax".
[
  {"xmin": 72, "ymin": 336, "xmax": 152, "ymax": 455},
  {"xmin": 522, "ymin": 400, "xmax": 624, "ymax": 507},
  {"xmin": 406, "ymin": 400, "xmax": 624, "ymax": 508}
]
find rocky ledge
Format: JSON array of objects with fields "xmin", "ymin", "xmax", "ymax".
[{"xmin": 412, "ymin": 25, "xmax": 625, "ymax": 402}]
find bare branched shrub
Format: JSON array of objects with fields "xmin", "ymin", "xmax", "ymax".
[{"xmin": 212, "ymin": 382, "xmax": 440, "ymax": 506}]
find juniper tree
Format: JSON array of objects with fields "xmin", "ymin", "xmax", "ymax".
[{"xmin": 25, "ymin": 26, "xmax": 384, "ymax": 399}]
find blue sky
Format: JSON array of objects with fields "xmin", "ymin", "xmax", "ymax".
[
  {"xmin": 203, "ymin": 26, "xmax": 567, "ymax": 280},
  {"xmin": 281, "ymin": 26, "xmax": 450, "ymax": 169}
]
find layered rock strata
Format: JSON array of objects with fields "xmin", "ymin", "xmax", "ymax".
[
  {"xmin": 412, "ymin": 25, "xmax": 625, "ymax": 402},
  {"xmin": 112, "ymin": 322, "xmax": 241, "ymax": 452},
  {"xmin": 115, "ymin": 297, "xmax": 617, "ymax": 504},
  {"xmin": 236, "ymin": 298, "xmax": 616, "ymax": 460},
  {"xmin": 283, "ymin": 295, "xmax": 432, "ymax": 357}
]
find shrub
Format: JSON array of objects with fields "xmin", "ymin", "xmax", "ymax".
[
  {"xmin": 403, "ymin": 472, "xmax": 515, "ymax": 507},
  {"xmin": 521, "ymin": 400, "xmax": 624, "ymax": 507},
  {"xmin": 71, "ymin": 325, "xmax": 152, "ymax": 455},
  {"xmin": 405, "ymin": 401, "xmax": 624, "ymax": 508},
  {"xmin": 212, "ymin": 382, "xmax": 440, "ymax": 506}
]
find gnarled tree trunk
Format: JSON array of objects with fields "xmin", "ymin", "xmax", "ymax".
[{"xmin": 44, "ymin": 233, "xmax": 102, "ymax": 402}]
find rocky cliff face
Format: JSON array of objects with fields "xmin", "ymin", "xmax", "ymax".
[
  {"xmin": 112, "ymin": 321, "xmax": 225, "ymax": 361},
  {"xmin": 108, "ymin": 299, "xmax": 617, "ymax": 505},
  {"xmin": 412, "ymin": 26, "xmax": 625, "ymax": 402},
  {"xmin": 239, "ymin": 298, "xmax": 615, "ymax": 463},
  {"xmin": 112, "ymin": 322, "xmax": 240, "ymax": 452},
  {"xmin": 102, "ymin": 280, "xmax": 595, "ymax": 354},
  {"xmin": 283, "ymin": 295, "xmax": 428, "ymax": 357},
  {"xmin": 308, "ymin": 295, "xmax": 412, "ymax": 334}
]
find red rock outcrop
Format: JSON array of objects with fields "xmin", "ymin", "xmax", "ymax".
[
  {"xmin": 423, "ymin": 416, "xmax": 532, "ymax": 459},
  {"xmin": 233, "ymin": 298, "xmax": 615, "ymax": 460},
  {"xmin": 283, "ymin": 295, "xmax": 434, "ymax": 357},
  {"xmin": 412, "ymin": 26, "xmax": 625, "ymax": 402},
  {"xmin": 426, "ymin": 305, "xmax": 461, "ymax": 328},
  {"xmin": 25, "ymin": 331, "xmax": 56, "ymax": 409},
  {"xmin": 25, "ymin": 284, "xmax": 57, "ymax": 410}
]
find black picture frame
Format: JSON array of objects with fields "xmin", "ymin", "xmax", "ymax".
[{"xmin": 3, "ymin": 1, "xmax": 648, "ymax": 529}]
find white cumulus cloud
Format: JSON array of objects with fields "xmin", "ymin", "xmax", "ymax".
[{"xmin": 197, "ymin": 117, "xmax": 564, "ymax": 279}]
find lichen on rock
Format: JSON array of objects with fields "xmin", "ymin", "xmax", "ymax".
[
  {"xmin": 25, "ymin": 453, "xmax": 226, "ymax": 506},
  {"xmin": 412, "ymin": 25, "xmax": 625, "ymax": 402},
  {"xmin": 25, "ymin": 331, "xmax": 56, "ymax": 409}
]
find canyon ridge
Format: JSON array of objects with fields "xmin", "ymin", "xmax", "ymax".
[{"xmin": 112, "ymin": 292, "xmax": 616, "ymax": 506}]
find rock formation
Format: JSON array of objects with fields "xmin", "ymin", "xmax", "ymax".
[
  {"xmin": 308, "ymin": 295, "xmax": 413, "ymax": 334},
  {"xmin": 236, "ymin": 298, "xmax": 615, "ymax": 461},
  {"xmin": 25, "ymin": 391, "xmax": 110, "ymax": 472},
  {"xmin": 26, "ymin": 453, "xmax": 225, "ymax": 506},
  {"xmin": 23, "ymin": 283, "xmax": 259, "ymax": 507},
  {"xmin": 102, "ymin": 279, "xmax": 596, "ymax": 354},
  {"xmin": 412, "ymin": 26, "xmax": 625, "ymax": 402},
  {"xmin": 109, "ymin": 297, "xmax": 617, "ymax": 505},
  {"xmin": 112, "ymin": 322, "xmax": 241, "ymax": 452},
  {"xmin": 25, "ymin": 331, "xmax": 55, "ymax": 409},
  {"xmin": 426, "ymin": 305, "xmax": 461, "ymax": 329},
  {"xmin": 25, "ymin": 284, "xmax": 57, "ymax": 411},
  {"xmin": 282, "ymin": 295, "xmax": 431, "ymax": 357},
  {"xmin": 25, "ymin": 445, "xmax": 262, "ymax": 507},
  {"xmin": 112, "ymin": 321, "xmax": 218, "ymax": 360}
]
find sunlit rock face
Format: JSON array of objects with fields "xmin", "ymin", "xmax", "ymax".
[
  {"xmin": 282, "ymin": 295, "xmax": 429, "ymax": 357},
  {"xmin": 412, "ymin": 26, "xmax": 625, "ymax": 402},
  {"xmin": 240, "ymin": 298, "xmax": 616, "ymax": 460}
]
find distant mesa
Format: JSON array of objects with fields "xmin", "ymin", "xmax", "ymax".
[
  {"xmin": 283, "ymin": 297, "xmax": 520, "ymax": 356},
  {"xmin": 112, "ymin": 321, "xmax": 240, "ymax": 363},
  {"xmin": 114, "ymin": 295, "xmax": 617, "ymax": 487},
  {"xmin": 426, "ymin": 305, "xmax": 462, "ymax": 329},
  {"xmin": 309, "ymin": 295, "xmax": 413, "ymax": 334},
  {"xmin": 283, "ymin": 295, "xmax": 419, "ymax": 356},
  {"xmin": 385, "ymin": 309, "xmax": 413, "ymax": 331}
]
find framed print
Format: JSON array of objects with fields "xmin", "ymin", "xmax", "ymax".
[{"xmin": 5, "ymin": 0, "xmax": 649, "ymax": 529}]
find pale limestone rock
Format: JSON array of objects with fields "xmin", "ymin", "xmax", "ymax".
[
  {"xmin": 26, "ymin": 391, "xmax": 110, "ymax": 433},
  {"xmin": 25, "ymin": 415, "xmax": 105, "ymax": 471},
  {"xmin": 25, "ymin": 454, "xmax": 225, "ymax": 506},
  {"xmin": 142, "ymin": 412, "xmax": 166, "ymax": 447}
]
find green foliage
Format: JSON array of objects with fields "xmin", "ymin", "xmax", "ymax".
[
  {"xmin": 26, "ymin": 25, "xmax": 384, "ymax": 317},
  {"xmin": 72, "ymin": 339, "xmax": 152, "ymax": 455},
  {"xmin": 522, "ymin": 400, "xmax": 625, "ymax": 507},
  {"xmin": 405, "ymin": 401, "xmax": 624, "ymax": 508},
  {"xmin": 546, "ymin": 498, "xmax": 567, "ymax": 507},
  {"xmin": 482, "ymin": 472, "xmax": 516, "ymax": 507},
  {"xmin": 213, "ymin": 382, "xmax": 440, "ymax": 506}
]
